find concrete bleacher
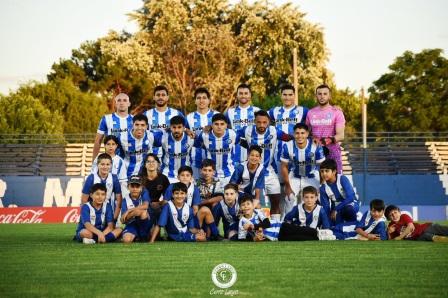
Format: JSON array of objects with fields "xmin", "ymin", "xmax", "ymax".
[{"xmin": 426, "ymin": 141, "xmax": 448, "ymax": 174}]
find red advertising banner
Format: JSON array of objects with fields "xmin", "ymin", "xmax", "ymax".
[{"xmin": 0, "ymin": 207, "xmax": 80, "ymax": 224}]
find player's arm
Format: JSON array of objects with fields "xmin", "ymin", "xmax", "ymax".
[
  {"xmin": 281, "ymin": 161, "xmax": 293, "ymax": 197},
  {"xmin": 335, "ymin": 176, "xmax": 356, "ymax": 212},
  {"xmin": 394, "ymin": 223, "xmax": 415, "ymax": 240},
  {"xmin": 200, "ymin": 194, "xmax": 223, "ymax": 207},
  {"xmin": 92, "ymin": 133, "xmax": 104, "ymax": 160},
  {"xmin": 334, "ymin": 125, "xmax": 345, "ymax": 142},
  {"xmin": 81, "ymin": 193, "xmax": 90, "ymax": 205},
  {"xmin": 84, "ymin": 222, "xmax": 105, "ymax": 242},
  {"xmin": 355, "ymin": 227, "xmax": 379, "ymax": 240},
  {"xmin": 114, "ymin": 193, "xmax": 122, "ymax": 221}
]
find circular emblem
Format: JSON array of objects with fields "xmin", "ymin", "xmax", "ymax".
[
  {"xmin": 227, "ymin": 138, "xmax": 233, "ymax": 144},
  {"xmin": 211, "ymin": 263, "xmax": 237, "ymax": 289},
  {"xmin": 268, "ymin": 134, "xmax": 273, "ymax": 140}
]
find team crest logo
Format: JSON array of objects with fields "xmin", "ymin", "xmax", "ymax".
[
  {"xmin": 268, "ymin": 135, "xmax": 273, "ymax": 140},
  {"xmin": 211, "ymin": 263, "xmax": 237, "ymax": 289},
  {"xmin": 183, "ymin": 143, "xmax": 191, "ymax": 150},
  {"xmin": 145, "ymin": 140, "xmax": 150, "ymax": 145},
  {"xmin": 226, "ymin": 138, "xmax": 233, "ymax": 144}
]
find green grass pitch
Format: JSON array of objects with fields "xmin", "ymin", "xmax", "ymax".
[{"xmin": 0, "ymin": 224, "xmax": 447, "ymax": 297}]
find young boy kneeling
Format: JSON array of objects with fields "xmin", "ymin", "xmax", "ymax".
[
  {"xmin": 212, "ymin": 183, "xmax": 240, "ymax": 240},
  {"xmin": 238, "ymin": 194, "xmax": 280, "ymax": 241},
  {"xmin": 150, "ymin": 182, "xmax": 206, "ymax": 243},
  {"xmin": 75, "ymin": 183, "xmax": 122, "ymax": 244},
  {"xmin": 385, "ymin": 205, "xmax": 448, "ymax": 242},
  {"xmin": 278, "ymin": 186, "xmax": 331, "ymax": 241},
  {"xmin": 121, "ymin": 176, "xmax": 152, "ymax": 243}
]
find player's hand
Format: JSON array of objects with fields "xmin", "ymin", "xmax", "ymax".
[
  {"xmin": 313, "ymin": 137, "xmax": 322, "ymax": 146},
  {"xmin": 330, "ymin": 210, "xmax": 337, "ymax": 222},
  {"xmin": 320, "ymin": 137, "xmax": 335, "ymax": 146},
  {"xmin": 97, "ymin": 233, "xmax": 106, "ymax": 243},
  {"xmin": 185, "ymin": 128, "xmax": 196, "ymax": 139},
  {"xmin": 284, "ymin": 184, "xmax": 294, "ymax": 198},
  {"xmin": 243, "ymin": 222, "xmax": 254, "ymax": 231},
  {"xmin": 202, "ymin": 125, "xmax": 212, "ymax": 133},
  {"xmin": 367, "ymin": 234, "xmax": 380, "ymax": 240},
  {"xmin": 196, "ymin": 230, "xmax": 206, "ymax": 242}
]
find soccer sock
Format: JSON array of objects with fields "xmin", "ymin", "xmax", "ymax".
[
  {"xmin": 270, "ymin": 214, "xmax": 281, "ymax": 221},
  {"xmin": 208, "ymin": 222, "xmax": 219, "ymax": 236},
  {"xmin": 105, "ymin": 232, "xmax": 116, "ymax": 242}
]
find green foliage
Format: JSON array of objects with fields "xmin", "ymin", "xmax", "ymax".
[
  {"xmin": 368, "ymin": 49, "xmax": 448, "ymax": 132},
  {"xmin": 1, "ymin": 224, "xmax": 448, "ymax": 297},
  {"xmin": 0, "ymin": 93, "xmax": 64, "ymax": 136}
]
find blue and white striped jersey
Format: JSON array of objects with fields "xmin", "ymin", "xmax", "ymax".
[
  {"xmin": 194, "ymin": 129, "xmax": 236, "ymax": 178},
  {"xmin": 186, "ymin": 109, "xmax": 218, "ymax": 168},
  {"xmin": 143, "ymin": 107, "xmax": 184, "ymax": 131},
  {"xmin": 280, "ymin": 139, "xmax": 325, "ymax": 178},
  {"xmin": 91, "ymin": 154, "xmax": 127, "ymax": 183},
  {"xmin": 120, "ymin": 130, "xmax": 157, "ymax": 177},
  {"xmin": 160, "ymin": 132, "xmax": 195, "ymax": 179}
]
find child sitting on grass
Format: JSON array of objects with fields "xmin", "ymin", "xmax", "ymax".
[{"xmin": 385, "ymin": 205, "xmax": 448, "ymax": 242}]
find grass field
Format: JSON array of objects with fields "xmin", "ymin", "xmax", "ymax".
[{"xmin": 1, "ymin": 224, "xmax": 447, "ymax": 298}]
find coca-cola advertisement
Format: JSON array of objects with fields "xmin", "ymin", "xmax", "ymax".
[{"xmin": 0, "ymin": 207, "xmax": 80, "ymax": 224}]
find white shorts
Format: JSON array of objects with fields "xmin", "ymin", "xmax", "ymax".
[
  {"xmin": 218, "ymin": 176, "xmax": 231, "ymax": 188},
  {"xmin": 168, "ymin": 176, "xmax": 179, "ymax": 184},
  {"xmin": 264, "ymin": 173, "xmax": 281, "ymax": 195},
  {"xmin": 281, "ymin": 173, "xmax": 320, "ymax": 217}
]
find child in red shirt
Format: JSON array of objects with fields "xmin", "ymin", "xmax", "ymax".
[{"xmin": 385, "ymin": 205, "xmax": 448, "ymax": 242}]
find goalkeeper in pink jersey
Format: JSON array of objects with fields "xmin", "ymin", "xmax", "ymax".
[{"xmin": 306, "ymin": 84, "xmax": 346, "ymax": 173}]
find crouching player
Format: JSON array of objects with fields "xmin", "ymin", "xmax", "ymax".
[
  {"xmin": 213, "ymin": 183, "xmax": 240, "ymax": 240},
  {"xmin": 121, "ymin": 176, "xmax": 152, "ymax": 243},
  {"xmin": 319, "ymin": 158, "xmax": 358, "ymax": 225},
  {"xmin": 238, "ymin": 194, "xmax": 280, "ymax": 241},
  {"xmin": 278, "ymin": 186, "xmax": 331, "ymax": 241},
  {"xmin": 150, "ymin": 183, "xmax": 206, "ymax": 242},
  {"xmin": 75, "ymin": 183, "xmax": 122, "ymax": 244},
  {"xmin": 331, "ymin": 199, "xmax": 387, "ymax": 240},
  {"xmin": 385, "ymin": 205, "xmax": 448, "ymax": 242}
]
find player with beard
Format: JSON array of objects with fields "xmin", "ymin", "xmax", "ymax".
[
  {"xmin": 306, "ymin": 84, "xmax": 346, "ymax": 173},
  {"xmin": 93, "ymin": 93, "xmax": 133, "ymax": 159},
  {"xmin": 224, "ymin": 84, "xmax": 260, "ymax": 164}
]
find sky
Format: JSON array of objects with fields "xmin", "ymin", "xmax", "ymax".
[{"xmin": 0, "ymin": 0, "xmax": 447, "ymax": 95}]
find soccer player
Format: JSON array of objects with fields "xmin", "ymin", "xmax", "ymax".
[
  {"xmin": 75, "ymin": 183, "xmax": 122, "ymax": 244},
  {"xmin": 306, "ymin": 84, "xmax": 346, "ymax": 173},
  {"xmin": 279, "ymin": 186, "xmax": 331, "ymax": 241},
  {"xmin": 121, "ymin": 176, "xmax": 152, "ymax": 243},
  {"xmin": 319, "ymin": 158, "xmax": 358, "ymax": 225},
  {"xmin": 164, "ymin": 166, "xmax": 201, "ymax": 215},
  {"xmin": 149, "ymin": 182, "xmax": 206, "ymax": 242},
  {"xmin": 120, "ymin": 114, "xmax": 160, "ymax": 177},
  {"xmin": 93, "ymin": 93, "xmax": 133, "ymax": 159},
  {"xmin": 238, "ymin": 194, "xmax": 280, "ymax": 241},
  {"xmin": 281, "ymin": 123, "xmax": 325, "ymax": 217},
  {"xmin": 194, "ymin": 113, "xmax": 236, "ymax": 186},
  {"xmin": 160, "ymin": 115, "xmax": 195, "ymax": 183},
  {"xmin": 225, "ymin": 83, "xmax": 260, "ymax": 163},
  {"xmin": 186, "ymin": 87, "xmax": 218, "ymax": 178},
  {"xmin": 385, "ymin": 205, "xmax": 448, "ymax": 241},
  {"xmin": 81, "ymin": 153, "xmax": 122, "ymax": 222},
  {"xmin": 212, "ymin": 183, "xmax": 240, "ymax": 240},
  {"xmin": 230, "ymin": 145, "xmax": 265, "ymax": 208},
  {"xmin": 269, "ymin": 84, "xmax": 308, "ymax": 174},
  {"xmin": 237, "ymin": 110, "xmax": 291, "ymax": 221},
  {"xmin": 143, "ymin": 85, "xmax": 184, "ymax": 132},
  {"xmin": 91, "ymin": 135, "xmax": 127, "ymax": 193}
]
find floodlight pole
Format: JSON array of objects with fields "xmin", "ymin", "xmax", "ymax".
[
  {"xmin": 361, "ymin": 87, "xmax": 367, "ymax": 205},
  {"xmin": 293, "ymin": 48, "xmax": 298, "ymax": 105}
]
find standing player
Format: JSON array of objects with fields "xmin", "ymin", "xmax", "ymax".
[
  {"xmin": 306, "ymin": 84, "xmax": 345, "ymax": 173},
  {"xmin": 186, "ymin": 88, "xmax": 218, "ymax": 178},
  {"xmin": 194, "ymin": 113, "xmax": 237, "ymax": 186},
  {"xmin": 269, "ymin": 84, "xmax": 308, "ymax": 174},
  {"xmin": 281, "ymin": 123, "xmax": 325, "ymax": 218},
  {"xmin": 120, "ymin": 114, "xmax": 159, "ymax": 177},
  {"xmin": 225, "ymin": 84, "xmax": 260, "ymax": 163},
  {"xmin": 160, "ymin": 115, "xmax": 195, "ymax": 183},
  {"xmin": 143, "ymin": 85, "xmax": 184, "ymax": 132},
  {"xmin": 93, "ymin": 93, "xmax": 133, "ymax": 159},
  {"xmin": 237, "ymin": 110, "xmax": 292, "ymax": 221}
]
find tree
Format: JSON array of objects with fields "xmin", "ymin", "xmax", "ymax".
[
  {"xmin": 368, "ymin": 49, "xmax": 448, "ymax": 131},
  {"xmin": 0, "ymin": 93, "xmax": 64, "ymax": 138}
]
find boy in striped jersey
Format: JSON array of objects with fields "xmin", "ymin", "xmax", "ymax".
[
  {"xmin": 144, "ymin": 85, "xmax": 184, "ymax": 132},
  {"xmin": 225, "ymin": 84, "xmax": 260, "ymax": 163},
  {"xmin": 75, "ymin": 183, "xmax": 122, "ymax": 244},
  {"xmin": 319, "ymin": 158, "xmax": 358, "ymax": 225},
  {"xmin": 212, "ymin": 183, "xmax": 240, "ymax": 240},
  {"xmin": 269, "ymin": 84, "xmax": 308, "ymax": 174},
  {"xmin": 194, "ymin": 113, "xmax": 237, "ymax": 186},
  {"xmin": 186, "ymin": 87, "xmax": 218, "ymax": 178},
  {"xmin": 281, "ymin": 123, "xmax": 325, "ymax": 218},
  {"xmin": 93, "ymin": 93, "xmax": 133, "ymax": 159},
  {"xmin": 121, "ymin": 176, "xmax": 151, "ymax": 243},
  {"xmin": 238, "ymin": 194, "xmax": 280, "ymax": 241},
  {"xmin": 81, "ymin": 153, "xmax": 122, "ymax": 223},
  {"xmin": 120, "ymin": 114, "xmax": 160, "ymax": 178},
  {"xmin": 237, "ymin": 110, "xmax": 292, "ymax": 221},
  {"xmin": 279, "ymin": 186, "xmax": 331, "ymax": 241},
  {"xmin": 160, "ymin": 115, "xmax": 195, "ymax": 183}
]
